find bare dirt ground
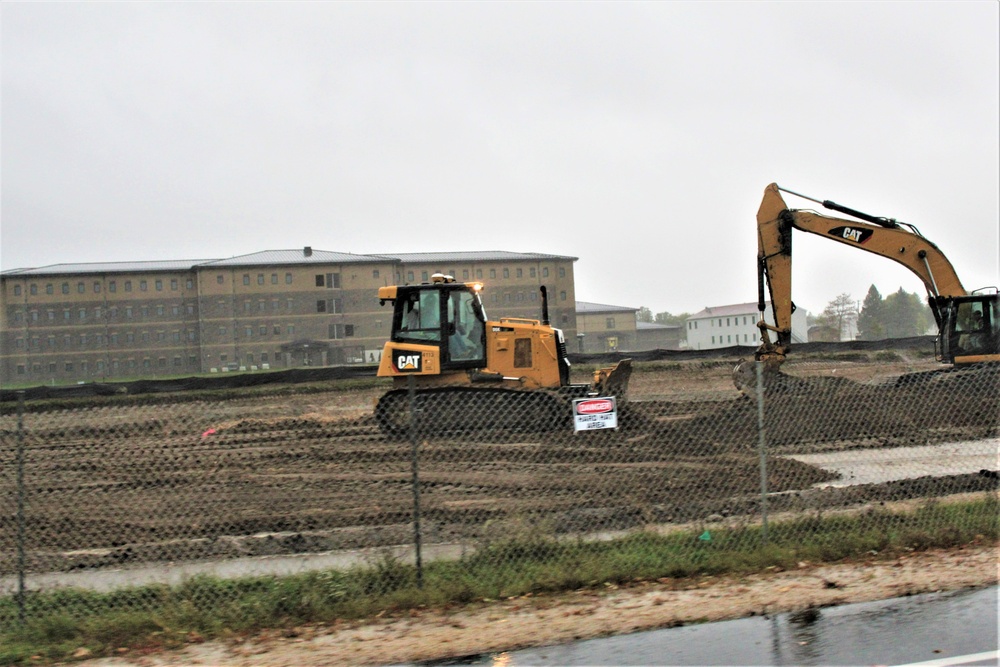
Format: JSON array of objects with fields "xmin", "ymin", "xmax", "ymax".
[
  {"xmin": 2, "ymin": 356, "xmax": 998, "ymax": 574},
  {"xmin": 76, "ymin": 544, "xmax": 999, "ymax": 667}
]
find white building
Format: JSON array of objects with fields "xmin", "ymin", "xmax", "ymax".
[{"xmin": 685, "ymin": 301, "xmax": 809, "ymax": 350}]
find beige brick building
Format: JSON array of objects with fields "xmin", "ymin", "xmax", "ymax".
[{"xmin": 1, "ymin": 249, "xmax": 578, "ymax": 383}]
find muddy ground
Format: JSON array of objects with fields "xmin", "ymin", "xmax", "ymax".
[{"xmin": 1, "ymin": 355, "xmax": 997, "ymax": 574}]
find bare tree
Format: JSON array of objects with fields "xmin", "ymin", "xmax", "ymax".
[{"xmin": 816, "ymin": 293, "xmax": 858, "ymax": 341}]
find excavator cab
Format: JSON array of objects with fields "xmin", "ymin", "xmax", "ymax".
[{"xmin": 938, "ymin": 293, "xmax": 1000, "ymax": 364}]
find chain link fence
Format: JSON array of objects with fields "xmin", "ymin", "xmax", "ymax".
[{"xmin": 1, "ymin": 355, "xmax": 998, "ymax": 627}]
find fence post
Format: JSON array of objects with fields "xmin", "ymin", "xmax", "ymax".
[
  {"xmin": 16, "ymin": 391, "xmax": 27, "ymax": 625},
  {"xmin": 408, "ymin": 376, "xmax": 423, "ymax": 588},
  {"xmin": 756, "ymin": 363, "xmax": 769, "ymax": 544}
]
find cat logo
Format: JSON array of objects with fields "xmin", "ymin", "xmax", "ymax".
[
  {"xmin": 394, "ymin": 352, "xmax": 422, "ymax": 372},
  {"xmin": 828, "ymin": 225, "xmax": 873, "ymax": 245}
]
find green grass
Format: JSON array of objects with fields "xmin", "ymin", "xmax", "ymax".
[{"xmin": 1, "ymin": 498, "xmax": 996, "ymax": 665}]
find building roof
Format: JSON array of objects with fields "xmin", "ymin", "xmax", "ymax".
[
  {"xmin": 688, "ymin": 301, "xmax": 768, "ymax": 320},
  {"xmin": 1, "ymin": 260, "xmax": 215, "ymax": 276},
  {"xmin": 576, "ymin": 301, "xmax": 638, "ymax": 314},
  {"xmin": 380, "ymin": 250, "xmax": 578, "ymax": 263},
  {"xmin": 1, "ymin": 249, "xmax": 577, "ymax": 276},
  {"xmin": 637, "ymin": 321, "xmax": 681, "ymax": 331},
  {"xmin": 201, "ymin": 249, "xmax": 386, "ymax": 267}
]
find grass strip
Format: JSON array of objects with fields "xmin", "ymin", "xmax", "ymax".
[{"xmin": 0, "ymin": 497, "xmax": 996, "ymax": 665}]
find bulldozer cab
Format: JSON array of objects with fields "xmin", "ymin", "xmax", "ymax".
[{"xmin": 390, "ymin": 280, "xmax": 487, "ymax": 369}]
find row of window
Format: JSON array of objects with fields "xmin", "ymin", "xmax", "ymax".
[
  {"xmin": 13, "ymin": 329, "xmax": 200, "ymax": 349},
  {"xmin": 12, "ymin": 278, "xmax": 196, "ymax": 297},
  {"xmin": 688, "ymin": 316, "xmax": 756, "ymax": 330},
  {"xmin": 13, "ymin": 356, "xmax": 200, "ymax": 376},
  {"xmin": 11, "ymin": 303, "xmax": 198, "ymax": 324},
  {"xmin": 9, "ymin": 264, "xmax": 570, "ymax": 299},
  {"xmin": 710, "ymin": 333, "xmax": 759, "ymax": 344},
  {"xmin": 396, "ymin": 266, "xmax": 564, "ymax": 284}
]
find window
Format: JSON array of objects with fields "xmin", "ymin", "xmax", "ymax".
[
  {"xmin": 94, "ymin": 282, "xmax": 101, "ymax": 293},
  {"xmin": 141, "ymin": 306, "xmax": 149, "ymax": 317},
  {"xmin": 153, "ymin": 279, "xmax": 162, "ymax": 291},
  {"xmin": 217, "ymin": 275, "xmax": 224, "ymax": 284},
  {"xmin": 172, "ymin": 331, "xmax": 180, "ymax": 342},
  {"xmin": 110, "ymin": 334, "xmax": 119, "ymax": 345},
  {"xmin": 462, "ymin": 269, "xmax": 469, "ymax": 279},
  {"xmin": 140, "ymin": 280, "xmax": 148, "ymax": 291},
  {"xmin": 476, "ymin": 269, "xmax": 483, "ymax": 279},
  {"xmin": 560, "ymin": 291, "xmax": 567, "ymax": 301},
  {"xmin": 78, "ymin": 308, "xmax": 86, "ymax": 320},
  {"xmin": 125, "ymin": 306, "xmax": 133, "ymax": 318},
  {"xmin": 218, "ymin": 327, "xmax": 227, "ymax": 336},
  {"xmin": 516, "ymin": 268, "xmax": 522, "ymax": 278},
  {"xmin": 12, "ymin": 285, "xmax": 21, "ymax": 297},
  {"xmin": 109, "ymin": 281, "xmax": 117, "ymax": 292},
  {"xmin": 315, "ymin": 274, "xmax": 325, "ymax": 287},
  {"xmin": 172, "ymin": 305, "xmax": 180, "ymax": 316},
  {"xmin": 317, "ymin": 300, "xmax": 326, "ymax": 313},
  {"xmin": 30, "ymin": 284, "xmax": 37, "ymax": 295},
  {"xmin": 47, "ymin": 284, "xmax": 54, "ymax": 295},
  {"xmin": 126, "ymin": 332, "xmax": 135, "ymax": 343},
  {"xmin": 257, "ymin": 274, "xmax": 264, "ymax": 285},
  {"xmin": 79, "ymin": 334, "xmax": 87, "ymax": 346},
  {"xmin": 285, "ymin": 273, "xmax": 292, "ymax": 284},
  {"xmin": 245, "ymin": 327, "xmax": 253, "ymax": 338},
  {"xmin": 244, "ymin": 275, "xmax": 251, "ymax": 285},
  {"xmin": 373, "ymin": 269, "xmax": 380, "ymax": 279},
  {"xmin": 727, "ymin": 318, "xmax": 731, "ymax": 326},
  {"xmin": 125, "ymin": 280, "xmax": 132, "ymax": 292},
  {"xmin": 271, "ymin": 273, "xmax": 278, "ymax": 284},
  {"xmin": 421, "ymin": 271, "xmax": 429, "ymax": 282},
  {"xmin": 171, "ymin": 279, "xmax": 178, "ymax": 290},
  {"xmin": 328, "ymin": 324, "xmax": 355, "ymax": 339},
  {"xmin": 503, "ymin": 268, "xmax": 510, "ymax": 278},
  {"xmin": 174, "ymin": 356, "xmax": 182, "ymax": 367},
  {"xmin": 186, "ymin": 279, "xmax": 194, "ymax": 289},
  {"xmin": 490, "ymin": 269, "xmax": 496, "ymax": 279},
  {"xmin": 606, "ymin": 317, "xmax": 615, "ymax": 329},
  {"xmin": 712, "ymin": 336, "xmax": 716, "ymax": 344},
  {"xmin": 559, "ymin": 267, "xmax": 566, "ymax": 278},
  {"xmin": 94, "ymin": 307, "xmax": 102, "ymax": 319},
  {"xmin": 156, "ymin": 305, "xmax": 164, "ymax": 316},
  {"xmin": 259, "ymin": 326, "xmax": 267, "ymax": 336},
  {"xmin": 542, "ymin": 267, "xmax": 549, "ymax": 277},
  {"xmin": 530, "ymin": 267, "xmax": 536, "ymax": 278}
]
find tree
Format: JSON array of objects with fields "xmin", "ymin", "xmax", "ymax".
[
  {"xmin": 636, "ymin": 306, "xmax": 653, "ymax": 323},
  {"xmin": 856, "ymin": 284, "xmax": 886, "ymax": 340},
  {"xmin": 883, "ymin": 288, "xmax": 933, "ymax": 337},
  {"xmin": 815, "ymin": 293, "xmax": 858, "ymax": 341}
]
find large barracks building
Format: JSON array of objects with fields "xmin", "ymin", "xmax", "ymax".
[{"xmin": 1, "ymin": 249, "xmax": 578, "ymax": 383}]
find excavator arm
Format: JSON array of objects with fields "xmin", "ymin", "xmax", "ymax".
[{"xmin": 754, "ymin": 182, "xmax": 969, "ymax": 365}]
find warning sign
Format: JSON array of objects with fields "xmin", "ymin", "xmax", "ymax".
[{"xmin": 573, "ymin": 396, "xmax": 618, "ymax": 432}]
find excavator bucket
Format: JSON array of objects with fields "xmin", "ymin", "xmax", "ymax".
[{"xmin": 592, "ymin": 358, "xmax": 632, "ymax": 400}]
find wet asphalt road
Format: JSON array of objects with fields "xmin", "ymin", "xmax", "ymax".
[{"xmin": 413, "ymin": 586, "xmax": 998, "ymax": 667}]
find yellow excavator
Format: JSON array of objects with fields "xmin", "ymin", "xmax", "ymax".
[
  {"xmin": 374, "ymin": 274, "xmax": 632, "ymax": 434},
  {"xmin": 736, "ymin": 183, "xmax": 999, "ymax": 389}
]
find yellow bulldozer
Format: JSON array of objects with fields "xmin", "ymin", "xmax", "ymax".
[{"xmin": 374, "ymin": 274, "xmax": 632, "ymax": 434}]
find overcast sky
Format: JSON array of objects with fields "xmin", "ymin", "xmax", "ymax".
[{"xmin": 2, "ymin": 2, "xmax": 997, "ymax": 317}]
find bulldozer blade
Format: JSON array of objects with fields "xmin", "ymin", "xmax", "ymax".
[{"xmin": 593, "ymin": 358, "xmax": 632, "ymax": 400}]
